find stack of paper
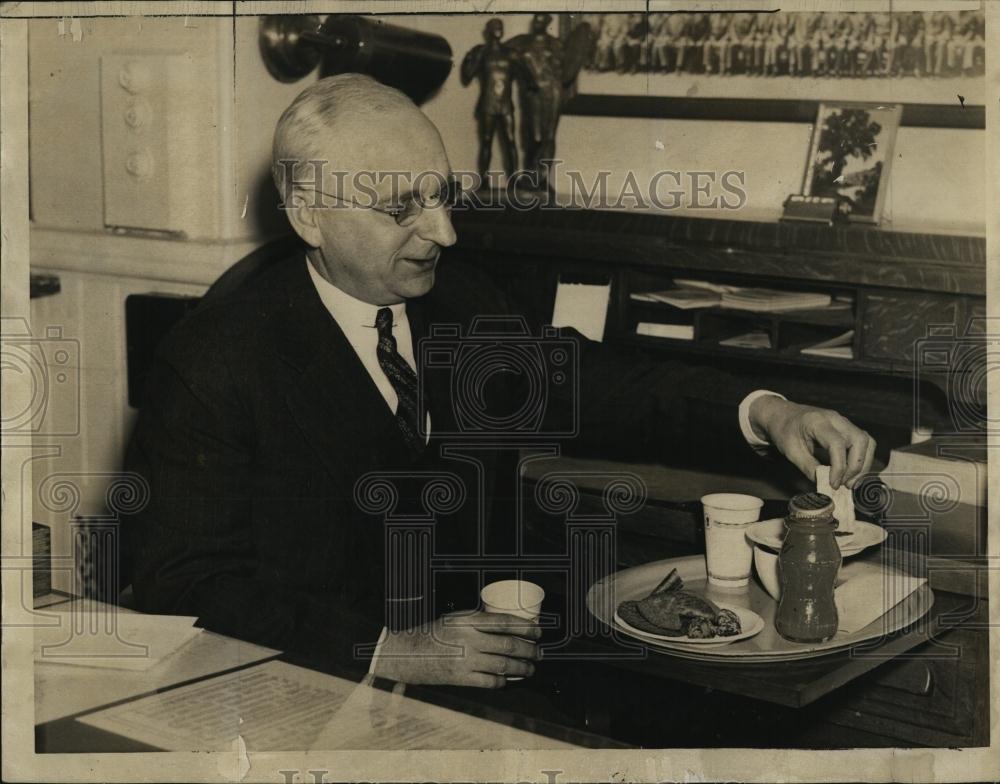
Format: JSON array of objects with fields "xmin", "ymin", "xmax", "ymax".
[
  {"xmin": 719, "ymin": 331, "xmax": 772, "ymax": 349},
  {"xmin": 721, "ymin": 287, "xmax": 831, "ymax": 313},
  {"xmin": 801, "ymin": 330, "xmax": 854, "ymax": 359},
  {"xmin": 35, "ymin": 605, "xmax": 202, "ymax": 671},
  {"xmin": 636, "ymin": 322, "xmax": 694, "ymax": 340},
  {"xmin": 672, "ymin": 278, "xmax": 738, "ymax": 294},
  {"xmin": 631, "ymin": 280, "xmax": 840, "ymax": 315},
  {"xmin": 630, "ymin": 289, "xmax": 721, "ymax": 309}
]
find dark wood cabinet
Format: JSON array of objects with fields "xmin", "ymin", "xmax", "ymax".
[{"xmin": 819, "ymin": 621, "xmax": 989, "ymax": 747}]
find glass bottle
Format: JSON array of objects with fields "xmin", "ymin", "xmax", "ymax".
[{"xmin": 775, "ymin": 492, "xmax": 841, "ymax": 643}]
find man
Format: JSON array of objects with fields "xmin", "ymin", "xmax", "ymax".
[
  {"xmin": 760, "ymin": 11, "xmax": 792, "ymax": 77},
  {"xmin": 725, "ymin": 12, "xmax": 757, "ymax": 75},
  {"xmin": 593, "ymin": 13, "xmax": 628, "ymax": 71},
  {"xmin": 655, "ymin": 12, "xmax": 693, "ymax": 74},
  {"xmin": 702, "ymin": 12, "xmax": 731, "ymax": 75},
  {"xmin": 788, "ymin": 11, "xmax": 821, "ymax": 76},
  {"xmin": 127, "ymin": 74, "xmax": 875, "ymax": 689}
]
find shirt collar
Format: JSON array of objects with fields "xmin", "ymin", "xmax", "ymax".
[{"xmin": 306, "ymin": 258, "xmax": 406, "ymax": 330}]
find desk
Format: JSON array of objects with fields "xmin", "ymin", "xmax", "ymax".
[
  {"xmin": 515, "ymin": 483, "xmax": 990, "ymax": 747},
  {"xmin": 33, "ymin": 599, "xmax": 279, "ymax": 725},
  {"xmin": 34, "ymin": 571, "xmax": 987, "ymax": 751},
  {"xmin": 33, "ymin": 599, "xmax": 620, "ymax": 752}
]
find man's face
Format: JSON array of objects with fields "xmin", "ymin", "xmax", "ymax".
[{"xmin": 299, "ymin": 106, "xmax": 457, "ymax": 305}]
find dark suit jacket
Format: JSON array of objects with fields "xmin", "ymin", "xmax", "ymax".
[{"xmin": 125, "ymin": 247, "xmax": 757, "ymax": 676}]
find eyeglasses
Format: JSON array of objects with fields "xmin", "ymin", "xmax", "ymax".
[{"xmin": 306, "ymin": 178, "xmax": 458, "ymax": 227}]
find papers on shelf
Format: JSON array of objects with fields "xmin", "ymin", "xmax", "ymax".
[
  {"xmin": 636, "ymin": 322, "xmax": 694, "ymax": 340},
  {"xmin": 630, "ymin": 289, "xmax": 720, "ymax": 309},
  {"xmin": 631, "ymin": 279, "xmax": 841, "ymax": 314},
  {"xmin": 801, "ymin": 329, "xmax": 855, "ymax": 359},
  {"xmin": 720, "ymin": 287, "xmax": 831, "ymax": 312},
  {"xmin": 551, "ymin": 279, "xmax": 611, "ymax": 342},
  {"xmin": 672, "ymin": 278, "xmax": 739, "ymax": 294},
  {"xmin": 719, "ymin": 331, "xmax": 772, "ymax": 349},
  {"xmin": 34, "ymin": 604, "xmax": 202, "ymax": 671}
]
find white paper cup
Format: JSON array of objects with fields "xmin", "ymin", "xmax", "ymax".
[
  {"xmin": 701, "ymin": 493, "xmax": 763, "ymax": 589},
  {"xmin": 481, "ymin": 579, "xmax": 544, "ymax": 621},
  {"xmin": 480, "ymin": 580, "xmax": 544, "ymax": 681}
]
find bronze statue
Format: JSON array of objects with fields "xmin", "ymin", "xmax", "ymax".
[
  {"xmin": 460, "ymin": 19, "xmax": 518, "ymax": 185},
  {"xmin": 506, "ymin": 14, "xmax": 593, "ymax": 191}
]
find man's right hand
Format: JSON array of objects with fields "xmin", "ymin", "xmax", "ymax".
[{"xmin": 371, "ymin": 611, "xmax": 541, "ymax": 688}]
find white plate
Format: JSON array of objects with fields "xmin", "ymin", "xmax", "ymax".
[
  {"xmin": 746, "ymin": 517, "xmax": 887, "ymax": 558},
  {"xmin": 614, "ymin": 604, "xmax": 764, "ymax": 647}
]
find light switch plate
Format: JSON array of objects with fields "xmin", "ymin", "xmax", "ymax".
[{"xmin": 100, "ymin": 52, "xmax": 197, "ymax": 235}]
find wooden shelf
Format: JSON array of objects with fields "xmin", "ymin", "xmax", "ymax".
[
  {"xmin": 452, "ymin": 207, "xmax": 985, "ymax": 295},
  {"xmin": 619, "ymin": 334, "xmax": 883, "ymax": 373},
  {"xmin": 632, "ymin": 302, "xmax": 855, "ymax": 326}
]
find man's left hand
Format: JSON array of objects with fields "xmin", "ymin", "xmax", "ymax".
[{"xmin": 748, "ymin": 396, "xmax": 876, "ymax": 489}]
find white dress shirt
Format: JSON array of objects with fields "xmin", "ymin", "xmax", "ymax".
[
  {"xmin": 307, "ymin": 260, "xmax": 431, "ymax": 440},
  {"xmin": 307, "ymin": 260, "xmax": 415, "ymax": 409}
]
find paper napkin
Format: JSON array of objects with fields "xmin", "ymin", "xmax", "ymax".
[{"xmin": 834, "ymin": 565, "xmax": 927, "ymax": 634}]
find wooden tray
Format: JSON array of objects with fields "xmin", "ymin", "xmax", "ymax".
[{"xmin": 586, "ymin": 555, "xmax": 934, "ymax": 663}]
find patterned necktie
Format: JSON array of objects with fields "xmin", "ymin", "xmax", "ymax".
[{"xmin": 375, "ymin": 307, "xmax": 424, "ymax": 457}]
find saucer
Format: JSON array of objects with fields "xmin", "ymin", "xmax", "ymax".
[{"xmin": 746, "ymin": 518, "xmax": 887, "ymax": 558}]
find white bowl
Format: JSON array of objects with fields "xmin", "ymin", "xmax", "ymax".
[{"xmin": 753, "ymin": 545, "xmax": 781, "ymax": 601}]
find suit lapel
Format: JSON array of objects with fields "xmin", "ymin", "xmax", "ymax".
[
  {"xmin": 407, "ymin": 296, "xmax": 460, "ymax": 444},
  {"xmin": 276, "ymin": 257, "xmax": 407, "ymax": 482}
]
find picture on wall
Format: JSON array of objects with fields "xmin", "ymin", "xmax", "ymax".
[
  {"xmin": 561, "ymin": 10, "xmax": 986, "ymax": 105},
  {"xmin": 801, "ymin": 102, "xmax": 901, "ymax": 224}
]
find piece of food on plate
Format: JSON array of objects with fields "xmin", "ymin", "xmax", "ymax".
[
  {"xmin": 714, "ymin": 608, "xmax": 741, "ymax": 636},
  {"xmin": 614, "ymin": 568, "xmax": 743, "ymax": 639},
  {"xmin": 616, "ymin": 590, "xmax": 743, "ymax": 639},
  {"xmin": 636, "ymin": 590, "xmax": 720, "ymax": 631},
  {"xmin": 617, "ymin": 599, "xmax": 684, "ymax": 636},
  {"xmin": 650, "ymin": 567, "xmax": 684, "ymax": 595}
]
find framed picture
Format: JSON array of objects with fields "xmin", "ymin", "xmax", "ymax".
[
  {"xmin": 802, "ymin": 102, "xmax": 901, "ymax": 224},
  {"xmin": 559, "ymin": 11, "xmax": 984, "ymax": 129}
]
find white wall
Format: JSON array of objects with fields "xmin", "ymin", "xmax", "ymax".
[
  {"xmin": 29, "ymin": 13, "xmax": 986, "ymax": 242},
  {"xmin": 406, "ymin": 14, "xmax": 984, "ymax": 233}
]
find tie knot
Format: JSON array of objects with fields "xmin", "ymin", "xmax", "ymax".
[{"xmin": 375, "ymin": 307, "xmax": 393, "ymax": 335}]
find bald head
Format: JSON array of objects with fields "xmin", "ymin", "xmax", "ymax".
[{"xmin": 271, "ymin": 73, "xmax": 435, "ymax": 204}]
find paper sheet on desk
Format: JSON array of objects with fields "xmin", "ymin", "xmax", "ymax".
[
  {"xmin": 80, "ymin": 660, "xmax": 576, "ymax": 751},
  {"xmin": 321, "ymin": 684, "xmax": 577, "ymax": 749},
  {"xmin": 835, "ymin": 564, "xmax": 926, "ymax": 634},
  {"xmin": 310, "ymin": 677, "xmax": 576, "ymax": 750},
  {"xmin": 34, "ymin": 606, "xmax": 202, "ymax": 670},
  {"xmin": 551, "ymin": 280, "xmax": 610, "ymax": 342}
]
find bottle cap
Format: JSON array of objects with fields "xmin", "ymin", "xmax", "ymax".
[{"xmin": 788, "ymin": 492, "xmax": 834, "ymax": 520}]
